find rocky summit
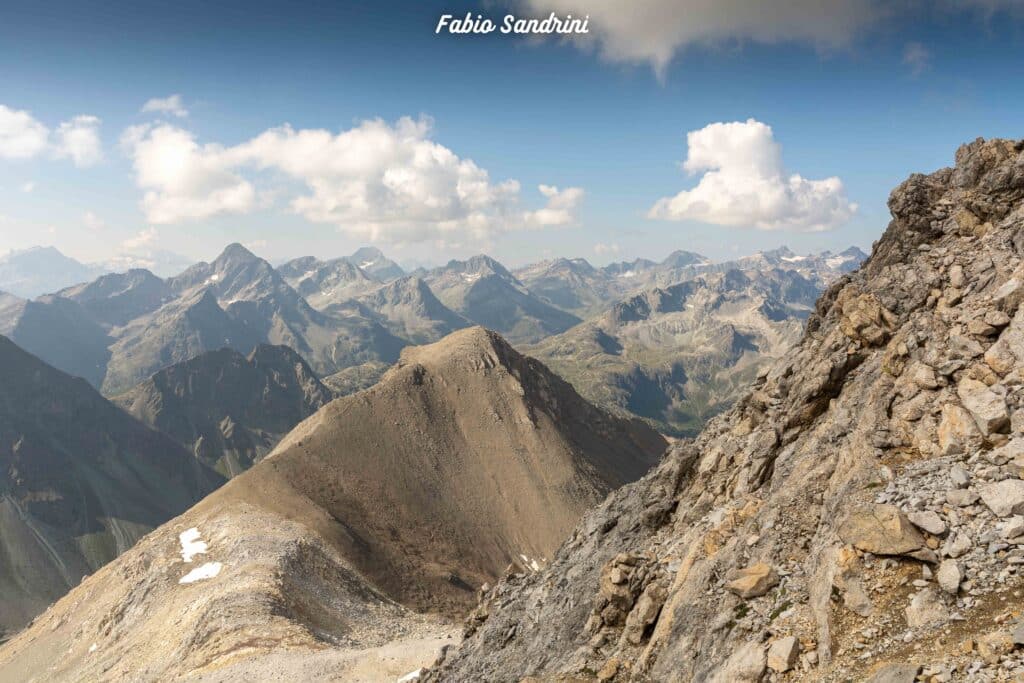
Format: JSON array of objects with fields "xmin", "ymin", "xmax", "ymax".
[{"xmin": 428, "ymin": 141, "xmax": 1024, "ymax": 682}]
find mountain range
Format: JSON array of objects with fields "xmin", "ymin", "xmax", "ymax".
[
  {"xmin": 0, "ymin": 241, "xmax": 865, "ymax": 448},
  {"xmin": 528, "ymin": 267, "xmax": 820, "ymax": 435}
]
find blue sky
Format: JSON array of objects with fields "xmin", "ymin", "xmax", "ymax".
[{"xmin": 0, "ymin": 0, "xmax": 1022, "ymax": 271}]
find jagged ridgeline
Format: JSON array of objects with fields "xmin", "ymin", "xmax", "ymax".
[{"xmin": 429, "ymin": 141, "xmax": 1024, "ymax": 682}]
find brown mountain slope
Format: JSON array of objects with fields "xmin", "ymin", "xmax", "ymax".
[
  {"xmin": 0, "ymin": 327, "xmax": 664, "ymax": 681},
  {"xmin": 428, "ymin": 139, "xmax": 1024, "ymax": 681},
  {"xmin": 0, "ymin": 336, "xmax": 224, "ymax": 641},
  {"xmin": 114, "ymin": 344, "xmax": 336, "ymax": 477}
]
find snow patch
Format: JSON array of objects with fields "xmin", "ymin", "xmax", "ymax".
[
  {"xmin": 360, "ymin": 260, "xmax": 376, "ymax": 269},
  {"xmin": 461, "ymin": 273, "xmax": 481, "ymax": 283},
  {"xmin": 179, "ymin": 561, "xmax": 223, "ymax": 584},
  {"xmin": 204, "ymin": 273, "xmax": 221, "ymax": 284},
  {"xmin": 88, "ymin": 643, "xmax": 97, "ymax": 653},
  {"xmin": 617, "ymin": 270, "xmax": 636, "ymax": 279},
  {"xmin": 826, "ymin": 255, "xmax": 853, "ymax": 268},
  {"xmin": 519, "ymin": 554, "xmax": 543, "ymax": 572},
  {"xmin": 781, "ymin": 255, "xmax": 808, "ymax": 262},
  {"xmin": 397, "ymin": 669, "xmax": 423, "ymax": 682},
  {"xmin": 179, "ymin": 527, "xmax": 208, "ymax": 563}
]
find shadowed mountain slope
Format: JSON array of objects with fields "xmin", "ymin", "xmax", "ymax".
[
  {"xmin": 0, "ymin": 336, "xmax": 223, "ymax": 640},
  {"xmin": 115, "ymin": 344, "xmax": 336, "ymax": 477}
]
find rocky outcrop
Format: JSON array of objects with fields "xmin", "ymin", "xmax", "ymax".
[{"xmin": 429, "ymin": 140, "xmax": 1024, "ymax": 681}]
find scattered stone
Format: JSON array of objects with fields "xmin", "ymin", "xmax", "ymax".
[
  {"xmin": 766, "ymin": 636, "xmax": 800, "ymax": 673},
  {"xmin": 979, "ymin": 479, "xmax": 1024, "ymax": 517},
  {"xmin": 1013, "ymin": 622, "xmax": 1024, "ymax": 647},
  {"xmin": 725, "ymin": 563, "xmax": 779, "ymax": 599},
  {"xmin": 936, "ymin": 560, "xmax": 961, "ymax": 595},
  {"xmin": 908, "ymin": 511, "xmax": 947, "ymax": 536}
]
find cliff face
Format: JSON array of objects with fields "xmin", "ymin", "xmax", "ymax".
[{"xmin": 432, "ymin": 140, "xmax": 1024, "ymax": 682}]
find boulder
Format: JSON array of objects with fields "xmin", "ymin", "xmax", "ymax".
[
  {"xmin": 622, "ymin": 583, "xmax": 667, "ymax": 645},
  {"xmin": 956, "ymin": 378, "xmax": 1009, "ymax": 435},
  {"xmin": 709, "ymin": 642, "xmax": 766, "ymax": 683},
  {"xmin": 945, "ymin": 489, "xmax": 979, "ymax": 507},
  {"xmin": 936, "ymin": 559, "xmax": 961, "ymax": 595},
  {"xmin": 838, "ymin": 291, "xmax": 895, "ymax": 346},
  {"xmin": 993, "ymin": 275, "xmax": 1024, "ymax": 314},
  {"xmin": 725, "ymin": 563, "xmax": 779, "ymax": 599},
  {"xmin": 937, "ymin": 404, "xmax": 984, "ymax": 455},
  {"xmin": 867, "ymin": 663, "xmax": 921, "ymax": 683},
  {"xmin": 978, "ymin": 630, "xmax": 1015, "ymax": 664},
  {"xmin": 908, "ymin": 361, "xmax": 939, "ymax": 390},
  {"xmin": 907, "ymin": 510, "xmax": 947, "ymax": 536},
  {"xmin": 905, "ymin": 588, "xmax": 947, "ymax": 629},
  {"xmin": 979, "ymin": 479, "xmax": 1024, "ymax": 517},
  {"xmin": 766, "ymin": 636, "xmax": 800, "ymax": 673},
  {"xmin": 837, "ymin": 505, "xmax": 926, "ymax": 556}
]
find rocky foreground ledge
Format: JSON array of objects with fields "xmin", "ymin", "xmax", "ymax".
[{"xmin": 429, "ymin": 140, "xmax": 1024, "ymax": 682}]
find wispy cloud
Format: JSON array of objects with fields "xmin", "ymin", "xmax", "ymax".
[
  {"xmin": 903, "ymin": 42, "xmax": 930, "ymax": 76},
  {"xmin": 141, "ymin": 94, "xmax": 189, "ymax": 118}
]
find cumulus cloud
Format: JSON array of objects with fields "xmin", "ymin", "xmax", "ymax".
[
  {"xmin": 54, "ymin": 115, "xmax": 103, "ymax": 167},
  {"xmin": 0, "ymin": 105, "xmax": 102, "ymax": 166},
  {"xmin": 525, "ymin": 185, "xmax": 585, "ymax": 227},
  {"xmin": 648, "ymin": 119, "xmax": 856, "ymax": 232},
  {"xmin": 121, "ymin": 123, "xmax": 256, "ymax": 224},
  {"xmin": 517, "ymin": 0, "xmax": 881, "ymax": 75},
  {"xmin": 120, "ymin": 116, "xmax": 582, "ymax": 242},
  {"xmin": 141, "ymin": 94, "xmax": 189, "ymax": 118},
  {"xmin": 0, "ymin": 106, "xmax": 49, "ymax": 160},
  {"xmin": 593, "ymin": 242, "xmax": 621, "ymax": 255},
  {"xmin": 20, "ymin": 181, "xmax": 34, "ymax": 193}
]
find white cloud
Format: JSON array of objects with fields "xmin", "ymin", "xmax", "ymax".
[
  {"xmin": 54, "ymin": 116, "xmax": 103, "ymax": 167},
  {"xmin": 525, "ymin": 185, "xmax": 585, "ymax": 227},
  {"xmin": 0, "ymin": 105, "xmax": 50, "ymax": 160},
  {"xmin": 121, "ymin": 123, "xmax": 256, "ymax": 223},
  {"xmin": 83, "ymin": 211, "xmax": 105, "ymax": 231},
  {"xmin": 648, "ymin": 119, "xmax": 856, "ymax": 232},
  {"xmin": 903, "ymin": 42, "xmax": 930, "ymax": 76},
  {"xmin": 0, "ymin": 105, "xmax": 102, "ymax": 166},
  {"xmin": 593, "ymin": 242, "xmax": 621, "ymax": 255},
  {"xmin": 141, "ymin": 94, "xmax": 189, "ymax": 118},
  {"xmin": 517, "ymin": 0, "xmax": 881, "ymax": 75},
  {"xmin": 19, "ymin": 181, "xmax": 34, "ymax": 193},
  {"xmin": 121, "ymin": 116, "xmax": 582, "ymax": 242}
]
